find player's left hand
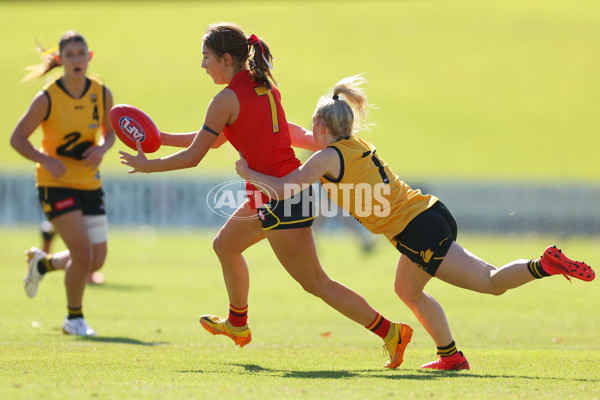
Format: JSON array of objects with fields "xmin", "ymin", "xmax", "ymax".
[
  {"xmin": 119, "ymin": 140, "xmax": 148, "ymax": 173},
  {"xmin": 82, "ymin": 146, "xmax": 104, "ymax": 169},
  {"xmin": 235, "ymin": 151, "xmax": 250, "ymax": 179}
]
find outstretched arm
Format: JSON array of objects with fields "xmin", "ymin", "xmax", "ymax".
[
  {"xmin": 235, "ymin": 147, "xmax": 340, "ymax": 199},
  {"xmin": 119, "ymin": 89, "xmax": 235, "ymax": 173},
  {"xmin": 161, "ymin": 130, "xmax": 228, "ymax": 149},
  {"xmin": 120, "ymin": 129, "xmax": 217, "ymax": 173}
]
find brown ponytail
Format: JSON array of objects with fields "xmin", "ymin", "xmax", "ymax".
[
  {"xmin": 21, "ymin": 30, "xmax": 88, "ymax": 82},
  {"xmin": 247, "ymin": 34, "xmax": 276, "ymax": 89},
  {"xmin": 22, "ymin": 43, "xmax": 60, "ymax": 82},
  {"xmin": 203, "ymin": 23, "xmax": 277, "ymax": 89}
]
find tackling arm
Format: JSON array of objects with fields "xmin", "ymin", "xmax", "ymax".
[
  {"xmin": 236, "ymin": 148, "xmax": 340, "ymax": 199},
  {"xmin": 288, "ymin": 122, "xmax": 323, "ymax": 152}
]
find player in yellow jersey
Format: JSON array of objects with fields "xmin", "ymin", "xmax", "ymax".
[
  {"xmin": 236, "ymin": 75, "xmax": 595, "ymax": 370},
  {"xmin": 10, "ymin": 31, "xmax": 115, "ymax": 336}
]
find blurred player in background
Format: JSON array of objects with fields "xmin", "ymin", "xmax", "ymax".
[
  {"xmin": 120, "ymin": 22, "xmax": 412, "ymax": 369},
  {"xmin": 39, "ymin": 220, "xmax": 104, "ymax": 284},
  {"xmin": 236, "ymin": 75, "xmax": 596, "ymax": 370},
  {"xmin": 10, "ymin": 30, "xmax": 115, "ymax": 336}
]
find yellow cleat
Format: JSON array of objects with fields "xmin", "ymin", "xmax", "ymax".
[
  {"xmin": 199, "ymin": 314, "xmax": 252, "ymax": 347},
  {"xmin": 383, "ymin": 322, "xmax": 413, "ymax": 369}
]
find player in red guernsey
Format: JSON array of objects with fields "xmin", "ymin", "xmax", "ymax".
[
  {"xmin": 222, "ymin": 69, "xmax": 301, "ymax": 208},
  {"xmin": 120, "ymin": 23, "xmax": 412, "ymax": 369}
]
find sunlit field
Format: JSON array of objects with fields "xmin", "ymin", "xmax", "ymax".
[
  {"xmin": 1, "ymin": 1, "xmax": 599, "ymax": 399},
  {"xmin": 1, "ymin": 227, "xmax": 599, "ymax": 399}
]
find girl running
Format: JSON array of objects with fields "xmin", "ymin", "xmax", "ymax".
[
  {"xmin": 235, "ymin": 75, "xmax": 596, "ymax": 370},
  {"xmin": 11, "ymin": 31, "xmax": 115, "ymax": 336},
  {"xmin": 119, "ymin": 23, "xmax": 412, "ymax": 369}
]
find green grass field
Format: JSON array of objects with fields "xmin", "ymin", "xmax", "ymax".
[
  {"xmin": 2, "ymin": 1, "xmax": 600, "ymax": 399},
  {"xmin": 1, "ymin": 0, "xmax": 599, "ymax": 182},
  {"xmin": 1, "ymin": 227, "xmax": 599, "ymax": 399}
]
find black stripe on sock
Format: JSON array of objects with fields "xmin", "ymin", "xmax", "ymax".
[
  {"xmin": 437, "ymin": 341, "xmax": 458, "ymax": 357},
  {"xmin": 37, "ymin": 255, "xmax": 55, "ymax": 275},
  {"xmin": 229, "ymin": 310, "xmax": 247, "ymax": 317},
  {"xmin": 67, "ymin": 306, "xmax": 83, "ymax": 320},
  {"xmin": 527, "ymin": 259, "xmax": 548, "ymax": 279}
]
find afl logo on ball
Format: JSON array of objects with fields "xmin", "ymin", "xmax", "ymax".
[{"xmin": 119, "ymin": 116, "xmax": 145, "ymax": 142}]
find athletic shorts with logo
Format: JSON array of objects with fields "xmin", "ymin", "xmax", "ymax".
[
  {"xmin": 392, "ymin": 201, "xmax": 457, "ymax": 276},
  {"xmin": 37, "ymin": 187, "xmax": 106, "ymax": 220},
  {"xmin": 257, "ymin": 186, "xmax": 316, "ymax": 230}
]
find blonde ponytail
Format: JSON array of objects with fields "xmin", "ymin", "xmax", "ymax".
[{"xmin": 315, "ymin": 74, "xmax": 370, "ymax": 139}]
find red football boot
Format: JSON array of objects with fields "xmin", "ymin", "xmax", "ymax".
[
  {"xmin": 421, "ymin": 351, "xmax": 470, "ymax": 370},
  {"xmin": 540, "ymin": 246, "xmax": 595, "ymax": 282}
]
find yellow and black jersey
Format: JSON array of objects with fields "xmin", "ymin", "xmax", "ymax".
[
  {"xmin": 320, "ymin": 135, "xmax": 438, "ymax": 242},
  {"xmin": 36, "ymin": 77, "xmax": 105, "ymax": 190}
]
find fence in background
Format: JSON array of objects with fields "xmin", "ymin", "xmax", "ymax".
[{"xmin": 1, "ymin": 173, "xmax": 599, "ymax": 236}]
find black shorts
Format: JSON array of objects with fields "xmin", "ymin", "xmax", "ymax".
[
  {"xmin": 257, "ymin": 186, "xmax": 316, "ymax": 230},
  {"xmin": 392, "ymin": 201, "xmax": 457, "ymax": 277},
  {"xmin": 37, "ymin": 187, "xmax": 106, "ymax": 220}
]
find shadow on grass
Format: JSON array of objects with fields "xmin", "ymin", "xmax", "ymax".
[
  {"xmin": 177, "ymin": 362, "xmax": 599, "ymax": 383},
  {"xmin": 235, "ymin": 364, "xmax": 362, "ymax": 379},
  {"xmin": 78, "ymin": 336, "xmax": 169, "ymax": 346},
  {"xmin": 228, "ymin": 363, "xmax": 447, "ymax": 380}
]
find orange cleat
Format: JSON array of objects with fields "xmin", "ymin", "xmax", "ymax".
[{"xmin": 383, "ymin": 322, "xmax": 413, "ymax": 369}]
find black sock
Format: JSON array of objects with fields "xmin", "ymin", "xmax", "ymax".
[
  {"xmin": 437, "ymin": 341, "xmax": 458, "ymax": 357},
  {"xmin": 67, "ymin": 306, "xmax": 84, "ymax": 320},
  {"xmin": 36, "ymin": 255, "xmax": 55, "ymax": 276},
  {"xmin": 527, "ymin": 259, "xmax": 550, "ymax": 279}
]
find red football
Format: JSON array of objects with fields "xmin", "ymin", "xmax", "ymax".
[{"xmin": 109, "ymin": 104, "xmax": 161, "ymax": 153}]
